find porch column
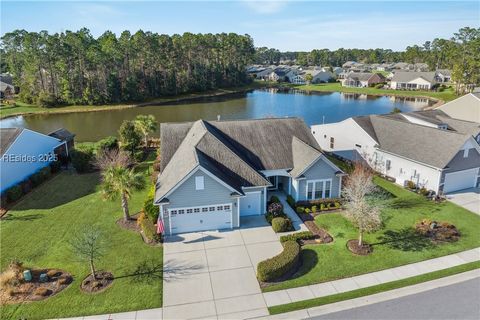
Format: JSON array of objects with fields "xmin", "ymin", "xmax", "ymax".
[{"xmin": 263, "ymin": 187, "xmax": 267, "ymax": 211}]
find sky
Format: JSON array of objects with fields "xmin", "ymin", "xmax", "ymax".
[{"xmin": 1, "ymin": 0, "xmax": 479, "ymax": 51}]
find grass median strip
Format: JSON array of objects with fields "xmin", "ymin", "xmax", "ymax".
[{"xmin": 269, "ymin": 260, "xmax": 480, "ymax": 315}]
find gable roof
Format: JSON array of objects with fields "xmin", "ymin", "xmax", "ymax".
[
  {"xmin": 0, "ymin": 128, "xmax": 23, "ymax": 156},
  {"xmin": 289, "ymin": 136, "xmax": 323, "ymax": 178},
  {"xmin": 352, "ymin": 113, "xmax": 474, "ymax": 168},
  {"xmin": 391, "ymin": 71, "xmax": 436, "ymax": 83},
  {"xmin": 437, "ymin": 93, "xmax": 480, "ymax": 123},
  {"xmin": 157, "ymin": 118, "xmax": 331, "ymax": 202}
]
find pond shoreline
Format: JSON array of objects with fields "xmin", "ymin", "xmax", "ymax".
[
  {"xmin": 0, "ymin": 86, "xmax": 259, "ymax": 120},
  {"xmin": 1, "ymin": 83, "xmax": 445, "ymax": 120}
]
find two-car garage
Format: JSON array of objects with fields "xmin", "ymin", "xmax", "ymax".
[
  {"xmin": 443, "ymin": 167, "xmax": 480, "ymax": 194},
  {"xmin": 169, "ymin": 203, "xmax": 233, "ymax": 234}
]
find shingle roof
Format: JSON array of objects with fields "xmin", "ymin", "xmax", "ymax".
[
  {"xmin": 289, "ymin": 137, "xmax": 322, "ymax": 178},
  {"xmin": 156, "ymin": 118, "xmax": 326, "ymax": 202},
  {"xmin": 391, "ymin": 71, "xmax": 436, "ymax": 83},
  {"xmin": 0, "ymin": 128, "xmax": 23, "ymax": 156},
  {"xmin": 346, "ymin": 72, "xmax": 375, "ymax": 82},
  {"xmin": 353, "ymin": 114, "xmax": 473, "ymax": 168},
  {"xmin": 48, "ymin": 128, "xmax": 75, "ymax": 141}
]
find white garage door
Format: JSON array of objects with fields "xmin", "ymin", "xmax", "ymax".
[
  {"xmin": 169, "ymin": 203, "xmax": 232, "ymax": 234},
  {"xmin": 444, "ymin": 168, "xmax": 478, "ymax": 193},
  {"xmin": 240, "ymin": 191, "xmax": 262, "ymax": 216}
]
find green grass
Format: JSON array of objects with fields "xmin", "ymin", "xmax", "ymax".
[
  {"xmin": 292, "ymin": 82, "xmax": 458, "ymax": 102},
  {"xmin": 269, "ymin": 260, "xmax": 480, "ymax": 315},
  {"xmin": 0, "ymin": 161, "xmax": 162, "ymax": 319},
  {"xmin": 263, "ymin": 177, "xmax": 480, "ymax": 292},
  {"xmin": 0, "ymin": 82, "xmax": 268, "ymax": 119}
]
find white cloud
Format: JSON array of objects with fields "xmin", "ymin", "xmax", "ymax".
[{"xmin": 242, "ymin": 0, "xmax": 289, "ymax": 14}]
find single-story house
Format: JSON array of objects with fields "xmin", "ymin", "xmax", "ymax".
[
  {"xmin": 436, "ymin": 92, "xmax": 480, "ymax": 123},
  {"xmin": 342, "ymin": 72, "xmax": 385, "ymax": 88},
  {"xmin": 290, "ymin": 70, "xmax": 335, "ymax": 85},
  {"xmin": 254, "ymin": 68, "xmax": 273, "ymax": 81},
  {"xmin": 390, "ymin": 71, "xmax": 437, "ymax": 90},
  {"xmin": 0, "ymin": 128, "xmax": 74, "ymax": 193},
  {"xmin": 342, "ymin": 61, "xmax": 363, "ymax": 69},
  {"xmin": 311, "ymin": 109, "xmax": 480, "ymax": 194},
  {"xmin": 154, "ymin": 118, "xmax": 345, "ymax": 234},
  {"xmin": 436, "ymin": 69, "xmax": 452, "ymax": 83}
]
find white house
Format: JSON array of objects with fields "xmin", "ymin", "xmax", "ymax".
[
  {"xmin": 290, "ymin": 70, "xmax": 335, "ymax": 85},
  {"xmin": 311, "ymin": 109, "xmax": 480, "ymax": 194},
  {"xmin": 390, "ymin": 71, "xmax": 437, "ymax": 90},
  {"xmin": 1, "ymin": 128, "xmax": 72, "ymax": 193},
  {"xmin": 436, "ymin": 92, "xmax": 480, "ymax": 123},
  {"xmin": 436, "ymin": 69, "xmax": 452, "ymax": 82}
]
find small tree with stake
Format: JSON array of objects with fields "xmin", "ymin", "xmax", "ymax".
[
  {"xmin": 342, "ymin": 163, "xmax": 382, "ymax": 250},
  {"xmin": 70, "ymin": 227, "xmax": 106, "ymax": 280}
]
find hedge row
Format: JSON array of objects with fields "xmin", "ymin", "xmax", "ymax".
[
  {"xmin": 137, "ymin": 211, "xmax": 161, "ymax": 242},
  {"xmin": 2, "ymin": 163, "xmax": 60, "ymax": 206},
  {"xmin": 257, "ymin": 240, "xmax": 300, "ymax": 282},
  {"xmin": 280, "ymin": 231, "xmax": 315, "ymax": 243}
]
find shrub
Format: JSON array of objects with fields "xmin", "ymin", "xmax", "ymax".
[
  {"xmin": 30, "ymin": 171, "xmax": 44, "ymax": 187},
  {"xmin": 419, "ymin": 187, "xmax": 429, "ymax": 196},
  {"xmin": 151, "ymin": 170, "xmax": 160, "ymax": 183},
  {"xmin": 320, "ymin": 203, "xmax": 325, "ymax": 211},
  {"xmin": 406, "ymin": 180, "xmax": 416, "ymax": 189},
  {"xmin": 280, "ymin": 231, "xmax": 315, "ymax": 243},
  {"xmin": 268, "ymin": 202, "xmax": 283, "ymax": 216},
  {"xmin": 50, "ymin": 160, "xmax": 62, "ymax": 173},
  {"xmin": 265, "ymin": 211, "xmax": 288, "ymax": 224},
  {"xmin": 39, "ymin": 166, "xmax": 52, "ymax": 180},
  {"xmin": 375, "ymin": 83, "xmax": 384, "ymax": 89},
  {"xmin": 272, "ymin": 217, "xmax": 292, "ymax": 233},
  {"xmin": 286, "ymin": 195, "xmax": 296, "ymax": 208},
  {"xmin": 6, "ymin": 185, "xmax": 23, "ymax": 203},
  {"xmin": 34, "ymin": 287, "xmax": 50, "ymax": 296},
  {"xmin": 138, "ymin": 211, "xmax": 161, "ymax": 242},
  {"xmin": 257, "ymin": 240, "xmax": 300, "ymax": 282},
  {"xmin": 305, "ymin": 208, "xmax": 311, "ymax": 214},
  {"xmin": 96, "ymin": 136, "xmax": 119, "ymax": 151},
  {"xmin": 143, "ymin": 186, "xmax": 158, "ymax": 221},
  {"xmin": 311, "ymin": 205, "xmax": 317, "ymax": 213},
  {"xmin": 296, "ymin": 206, "xmax": 304, "ymax": 214},
  {"xmin": 270, "ymin": 195, "xmax": 280, "ymax": 203},
  {"xmin": 71, "ymin": 147, "xmax": 94, "ymax": 173}
]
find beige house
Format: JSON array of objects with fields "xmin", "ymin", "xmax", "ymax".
[{"xmin": 436, "ymin": 93, "xmax": 480, "ymax": 123}]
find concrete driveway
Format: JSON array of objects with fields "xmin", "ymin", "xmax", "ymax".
[
  {"xmin": 446, "ymin": 188, "xmax": 480, "ymax": 215},
  {"xmin": 162, "ymin": 216, "xmax": 283, "ymax": 320}
]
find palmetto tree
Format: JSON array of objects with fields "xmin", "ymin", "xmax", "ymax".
[
  {"xmin": 97, "ymin": 150, "xmax": 145, "ymax": 221},
  {"xmin": 135, "ymin": 115, "xmax": 158, "ymax": 147}
]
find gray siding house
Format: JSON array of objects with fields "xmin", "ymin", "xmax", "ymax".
[{"xmin": 154, "ymin": 118, "xmax": 345, "ymax": 234}]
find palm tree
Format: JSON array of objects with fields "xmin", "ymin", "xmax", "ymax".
[
  {"xmin": 96, "ymin": 150, "xmax": 145, "ymax": 221},
  {"xmin": 135, "ymin": 115, "xmax": 158, "ymax": 147}
]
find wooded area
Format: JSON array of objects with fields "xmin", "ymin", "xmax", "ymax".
[{"xmin": 0, "ymin": 29, "xmax": 255, "ymax": 106}]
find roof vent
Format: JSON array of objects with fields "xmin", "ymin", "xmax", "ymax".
[{"xmin": 217, "ymin": 115, "xmax": 221, "ymax": 121}]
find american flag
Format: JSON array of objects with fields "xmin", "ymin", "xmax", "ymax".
[{"xmin": 156, "ymin": 216, "xmax": 164, "ymax": 234}]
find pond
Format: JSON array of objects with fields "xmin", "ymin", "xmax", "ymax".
[{"xmin": 0, "ymin": 89, "xmax": 435, "ymax": 142}]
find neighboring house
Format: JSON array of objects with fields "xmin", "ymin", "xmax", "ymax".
[
  {"xmin": 436, "ymin": 92, "xmax": 480, "ymax": 123},
  {"xmin": 331, "ymin": 67, "xmax": 344, "ymax": 76},
  {"xmin": 413, "ymin": 63, "xmax": 430, "ymax": 72},
  {"xmin": 254, "ymin": 68, "xmax": 273, "ymax": 81},
  {"xmin": 0, "ymin": 81, "xmax": 14, "ymax": 99},
  {"xmin": 342, "ymin": 61, "xmax": 363, "ymax": 69},
  {"xmin": 0, "ymin": 128, "xmax": 74, "ymax": 193},
  {"xmin": 390, "ymin": 71, "xmax": 437, "ymax": 90},
  {"xmin": 154, "ymin": 118, "xmax": 345, "ymax": 234},
  {"xmin": 290, "ymin": 70, "xmax": 335, "ymax": 85},
  {"xmin": 268, "ymin": 67, "xmax": 290, "ymax": 82},
  {"xmin": 392, "ymin": 62, "xmax": 410, "ymax": 70},
  {"xmin": 436, "ymin": 69, "xmax": 452, "ymax": 82},
  {"xmin": 311, "ymin": 110, "xmax": 480, "ymax": 194},
  {"xmin": 342, "ymin": 72, "xmax": 385, "ymax": 87},
  {"xmin": 377, "ymin": 63, "xmax": 394, "ymax": 72}
]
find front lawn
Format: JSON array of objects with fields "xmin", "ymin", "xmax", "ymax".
[
  {"xmin": 0, "ymin": 162, "xmax": 162, "ymax": 319},
  {"xmin": 264, "ymin": 177, "xmax": 480, "ymax": 292}
]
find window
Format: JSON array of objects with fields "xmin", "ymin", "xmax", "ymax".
[
  {"xmin": 194, "ymin": 208, "xmax": 200, "ymax": 213},
  {"xmin": 171, "ymin": 210, "xmax": 177, "ymax": 215},
  {"xmin": 186, "ymin": 208, "xmax": 193, "ymax": 214},
  {"xmin": 306, "ymin": 179, "xmax": 332, "ymax": 200},
  {"xmin": 224, "ymin": 205, "xmax": 231, "ymax": 211},
  {"xmin": 209, "ymin": 207, "xmax": 215, "ymax": 212},
  {"xmin": 195, "ymin": 176, "xmax": 204, "ymax": 190},
  {"xmin": 355, "ymin": 144, "xmax": 362, "ymax": 148},
  {"xmin": 330, "ymin": 137, "xmax": 335, "ymax": 149},
  {"xmin": 217, "ymin": 205, "xmax": 223, "ymax": 211},
  {"xmin": 463, "ymin": 148, "xmax": 469, "ymax": 158},
  {"xmin": 178, "ymin": 209, "xmax": 185, "ymax": 214},
  {"xmin": 386, "ymin": 159, "xmax": 391, "ymax": 171},
  {"xmin": 202, "ymin": 207, "xmax": 209, "ymax": 212}
]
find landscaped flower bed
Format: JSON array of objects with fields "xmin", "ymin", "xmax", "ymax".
[{"xmin": 265, "ymin": 197, "xmax": 293, "ymax": 233}]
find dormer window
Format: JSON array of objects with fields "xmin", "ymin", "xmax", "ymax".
[
  {"xmin": 463, "ymin": 148, "xmax": 469, "ymax": 158},
  {"xmin": 195, "ymin": 176, "xmax": 205, "ymax": 190},
  {"xmin": 438, "ymin": 124, "xmax": 448, "ymax": 130}
]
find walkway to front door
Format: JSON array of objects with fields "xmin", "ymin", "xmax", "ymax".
[{"xmin": 162, "ymin": 216, "xmax": 283, "ymax": 319}]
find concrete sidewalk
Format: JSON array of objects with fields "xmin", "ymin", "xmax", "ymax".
[{"xmin": 59, "ymin": 247, "xmax": 479, "ymax": 320}]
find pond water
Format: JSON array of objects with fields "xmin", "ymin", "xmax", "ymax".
[{"xmin": 0, "ymin": 89, "xmax": 435, "ymax": 142}]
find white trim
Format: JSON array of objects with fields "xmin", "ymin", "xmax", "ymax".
[
  {"xmin": 306, "ymin": 178, "xmax": 333, "ymax": 200},
  {"xmin": 295, "ymin": 154, "xmax": 344, "ymax": 179},
  {"xmin": 157, "ymin": 165, "xmax": 239, "ymax": 204},
  {"xmin": 237, "ymin": 197, "xmax": 240, "ymax": 227},
  {"xmin": 263, "ymin": 187, "xmax": 267, "ymax": 212},
  {"xmin": 338, "ymin": 175, "xmax": 342, "ymax": 197},
  {"xmin": 288, "ymin": 177, "xmax": 292, "ymax": 195},
  {"xmin": 168, "ymin": 209, "xmax": 172, "ymax": 235},
  {"xmin": 260, "ymin": 169, "xmax": 291, "ymax": 177}
]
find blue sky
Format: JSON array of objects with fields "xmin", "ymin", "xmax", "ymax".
[{"xmin": 1, "ymin": 1, "xmax": 479, "ymax": 51}]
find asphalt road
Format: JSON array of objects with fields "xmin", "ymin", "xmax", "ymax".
[{"xmin": 309, "ymin": 277, "xmax": 480, "ymax": 320}]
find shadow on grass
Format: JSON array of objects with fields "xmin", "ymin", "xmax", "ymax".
[
  {"xmin": 1, "ymin": 213, "xmax": 44, "ymax": 221},
  {"xmin": 387, "ymin": 197, "xmax": 431, "ymax": 209},
  {"xmin": 10, "ymin": 172, "xmax": 100, "ymax": 211},
  {"xmin": 373, "ymin": 228, "xmax": 434, "ymax": 252},
  {"xmin": 288, "ymin": 249, "xmax": 319, "ymax": 280}
]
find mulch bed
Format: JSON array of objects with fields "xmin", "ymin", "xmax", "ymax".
[
  {"xmin": 347, "ymin": 239, "xmax": 373, "ymax": 255},
  {"xmin": 415, "ymin": 220, "xmax": 460, "ymax": 243},
  {"xmin": 0, "ymin": 268, "xmax": 73, "ymax": 305},
  {"xmin": 80, "ymin": 271, "xmax": 114, "ymax": 294},
  {"xmin": 116, "ymin": 214, "xmax": 140, "ymax": 232},
  {"xmin": 297, "ymin": 213, "xmax": 333, "ymax": 244}
]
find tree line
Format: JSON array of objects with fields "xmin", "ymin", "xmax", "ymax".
[{"xmin": 1, "ymin": 29, "xmax": 254, "ymax": 106}]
